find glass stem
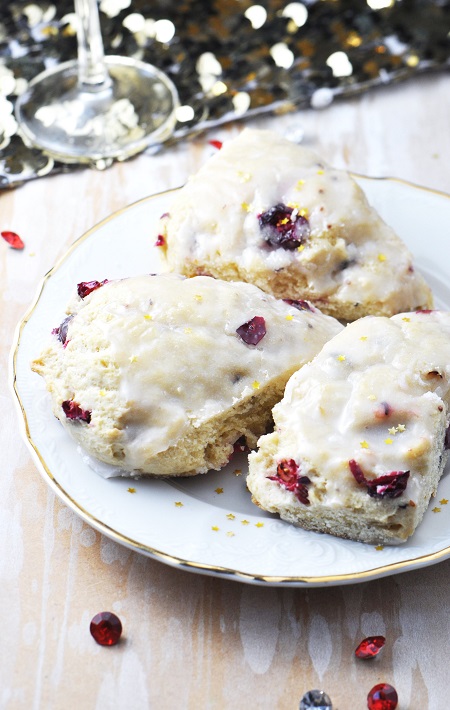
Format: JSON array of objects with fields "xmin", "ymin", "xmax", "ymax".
[{"xmin": 75, "ymin": 0, "xmax": 111, "ymax": 88}]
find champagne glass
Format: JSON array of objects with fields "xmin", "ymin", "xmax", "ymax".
[{"xmin": 14, "ymin": 0, "xmax": 179, "ymax": 167}]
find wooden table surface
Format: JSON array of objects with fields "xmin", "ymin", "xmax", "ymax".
[{"xmin": 2, "ymin": 73, "xmax": 450, "ymax": 710}]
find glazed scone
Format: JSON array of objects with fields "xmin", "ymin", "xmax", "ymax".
[
  {"xmin": 157, "ymin": 129, "xmax": 432, "ymax": 321},
  {"xmin": 32, "ymin": 274, "xmax": 342, "ymax": 477},
  {"xmin": 247, "ymin": 311, "xmax": 450, "ymax": 545}
]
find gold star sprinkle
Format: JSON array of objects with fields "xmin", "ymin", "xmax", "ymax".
[
  {"xmin": 29, "ymin": 252, "xmax": 36, "ymax": 257},
  {"xmin": 295, "ymin": 179, "xmax": 305, "ymax": 189},
  {"xmin": 226, "ymin": 513, "xmax": 236, "ymax": 520},
  {"xmin": 255, "ymin": 522, "xmax": 264, "ymax": 528},
  {"xmin": 397, "ymin": 424, "xmax": 406, "ymax": 432},
  {"xmin": 234, "ymin": 469, "xmax": 242, "ymax": 476},
  {"xmin": 384, "ymin": 438, "xmax": 393, "ymax": 445},
  {"xmin": 360, "ymin": 440, "xmax": 369, "ymax": 449},
  {"xmin": 144, "ymin": 314, "xmax": 153, "ymax": 320},
  {"xmin": 285, "ymin": 314, "xmax": 294, "ymax": 321},
  {"xmin": 378, "ymin": 253, "xmax": 387, "ymax": 262},
  {"xmin": 375, "ymin": 545, "xmax": 384, "ymax": 551},
  {"xmin": 127, "ymin": 487, "xmax": 136, "ymax": 494},
  {"xmin": 184, "ymin": 327, "xmax": 192, "ymax": 334},
  {"xmin": 226, "ymin": 531, "xmax": 235, "ymax": 537},
  {"xmin": 241, "ymin": 202, "xmax": 252, "ymax": 212},
  {"xmin": 440, "ymin": 499, "xmax": 449, "ymax": 505},
  {"xmin": 360, "ymin": 336, "xmax": 368, "ymax": 341},
  {"xmin": 402, "ymin": 317, "xmax": 411, "ymax": 322},
  {"xmin": 194, "ymin": 294, "xmax": 203, "ymax": 301},
  {"xmin": 215, "ymin": 487, "xmax": 224, "ymax": 494},
  {"xmin": 212, "ymin": 526, "xmax": 220, "ymax": 531},
  {"xmin": 174, "ymin": 501, "xmax": 183, "ymax": 507},
  {"xmin": 337, "ymin": 355, "xmax": 346, "ymax": 362},
  {"xmin": 241, "ymin": 519, "xmax": 250, "ymax": 526},
  {"xmin": 129, "ymin": 355, "xmax": 138, "ymax": 363},
  {"xmin": 99, "ymin": 389, "xmax": 106, "ymax": 396},
  {"xmin": 317, "ymin": 169, "xmax": 324, "ymax": 175},
  {"xmin": 297, "ymin": 244, "xmax": 305, "ymax": 252},
  {"xmin": 299, "ymin": 207, "xmax": 309, "ymax": 218},
  {"xmin": 368, "ymin": 394, "xmax": 376, "ymax": 401},
  {"xmin": 238, "ymin": 171, "xmax": 252, "ymax": 183},
  {"xmin": 388, "ymin": 427, "xmax": 397, "ymax": 435},
  {"xmin": 432, "ymin": 507, "xmax": 441, "ymax": 513},
  {"xmin": 252, "ymin": 381, "xmax": 260, "ymax": 390}
]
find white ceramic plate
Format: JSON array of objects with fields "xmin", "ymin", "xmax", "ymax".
[{"xmin": 11, "ymin": 177, "xmax": 450, "ymax": 587}]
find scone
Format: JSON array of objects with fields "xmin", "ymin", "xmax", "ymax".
[
  {"xmin": 247, "ymin": 311, "xmax": 450, "ymax": 545},
  {"xmin": 157, "ymin": 128, "xmax": 432, "ymax": 321},
  {"xmin": 32, "ymin": 274, "xmax": 342, "ymax": 477}
]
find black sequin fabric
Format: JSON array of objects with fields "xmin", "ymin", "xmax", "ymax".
[{"xmin": 0, "ymin": 0, "xmax": 449, "ymax": 187}]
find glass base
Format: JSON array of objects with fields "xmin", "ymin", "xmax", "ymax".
[{"xmin": 15, "ymin": 56, "xmax": 179, "ymax": 166}]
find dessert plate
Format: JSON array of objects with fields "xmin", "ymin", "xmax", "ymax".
[{"xmin": 11, "ymin": 177, "xmax": 450, "ymax": 586}]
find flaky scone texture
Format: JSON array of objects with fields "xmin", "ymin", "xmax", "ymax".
[
  {"xmin": 32, "ymin": 274, "xmax": 342, "ymax": 477},
  {"xmin": 157, "ymin": 128, "xmax": 432, "ymax": 321},
  {"xmin": 248, "ymin": 311, "xmax": 450, "ymax": 545}
]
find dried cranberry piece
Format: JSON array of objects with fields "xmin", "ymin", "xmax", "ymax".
[
  {"xmin": 77, "ymin": 280, "xmax": 108, "ymax": 299},
  {"xmin": 268, "ymin": 458, "xmax": 311, "ymax": 504},
  {"xmin": 62, "ymin": 400, "xmax": 91, "ymax": 423},
  {"xmin": 355, "ymin": 636, "xmax": 386, "ymax": 659},
  {"xmin": 375, "ymin": 402, "xmax": 393, "ymax": 419},
  {"xmin": 258, "ymin": 203, "xmax": 310, "ymax": 250},
  {"xmin": 236, "ymin": 316, "xmax": 266, "ymax": 345},
  {"xmin": 283, "ymin": 299, "xmax": 315, "ymax": 313},
  {"xmin": 90, "ymin": 612, "xmax": 122, "ymax": 646},
  {"xmin": 209, "ymin": 139, "xmax": 223, "ymax": 150},
  {"xmin": 349, "ymin": 460, "xmax": 409, "ymax": 499},
  {"xmin": 52, "ymin": 315, "xmax": 74, "ymax": 345},
  {"xmin": 445, "ymin": 426, "xmax": 450, "ymax": 450},
  {"xmin": 367, "ymin": 683, "xmax": 398, "ymax": 710},
  {"xmin": 155, "ymin": 235, "xmax": 165, "ymax": 247},
  {"xmin": 1, "ymin": 230, "xmax": 25, "ymax": 249}
]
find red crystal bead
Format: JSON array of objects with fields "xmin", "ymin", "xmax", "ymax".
[
  {"xmin": 367, "ymin": 683, "xmax": 398, "ymax": 710},
  {"xmin": 1, "ymin": 230, "xmax": 25, "ymax": 249},
  {"xmin": 355, "ymin": 635, "xmax": 386, "ymax": 659},
  {"xmin": 90, "ymin": 612, "xmax": 122, "ymax": 646}
]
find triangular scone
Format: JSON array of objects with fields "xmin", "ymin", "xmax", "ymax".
[
  {"xmin": 32, "ymin": 274, "xmax": 342, "ymax": 477},
  {"xmin": 157, "ymin": 129, "xmax": 432, "ymax": 321},
  {"xmin": 247, "ymin": 311, "xmax": 450, "ymax": 545}
]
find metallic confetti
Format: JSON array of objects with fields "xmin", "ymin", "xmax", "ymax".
[{"xmin": 1, "ymin": 0, "xmax": 449, "ymax": 187}]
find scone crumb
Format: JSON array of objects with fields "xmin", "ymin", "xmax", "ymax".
[{"xmin": 234, "ymin": 468, "xmax": 242, "ymax": 476}]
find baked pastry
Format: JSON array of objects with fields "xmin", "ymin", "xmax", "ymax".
[
  {"xmin": 247, "ymin": 310, "xmax": 450, "ymax": 545},
  {"xmin": 32, "ymin": 274, "xmax": 342, "ymax": 477},
  {"xmin": 157, "ymin": 128, "xmax": 432, "ymax": 321}
]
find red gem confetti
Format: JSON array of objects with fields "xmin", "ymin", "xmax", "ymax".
[
  {"xmin": 62, "ymin": 400, "xmax": 91, "ymax": 423},
  {"xmin": 155, "ymin": 235, "xmax": 166, "ymax": 247},
  {"xmin": 90, "ymin": 612, "xmax": 122, "ymax": 646},
  {"xmin": 1, "ymin": 230, "xmax": 25, "ymax": 249},
  {"xmin": 209, "ymin": 139, "xmax": 223, "ymax": 150},
  {"xmin": 77, "ymin": 279, "xmax": 108, "ymax": 299},
  {"xmin": 236, "ymin": 315, "xmax": 266, "ymax": 345},
  {"xmin": 367, "ymin": 683, "xmax": 398, "ymax": 710},
  {"xmin": 283, "ymin": 299, "xmax": 315, "ymax": 312},
  {"xmin": 355, "ymin": 635, "xmax": 386, "ymax": 659}
]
